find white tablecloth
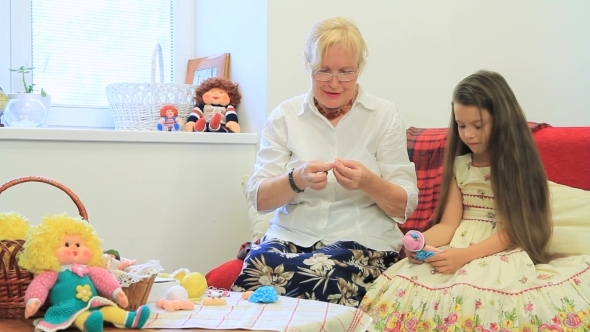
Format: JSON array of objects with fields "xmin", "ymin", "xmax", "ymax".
[{"xmin": 143, "ymin": 291, "xmax": 372, "ymax": 331}]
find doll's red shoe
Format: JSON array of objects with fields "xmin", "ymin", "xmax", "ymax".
[
  {"xmin": 209, "ymin": 113, "xmax": 222, "ymax": 131},
  {"xmin": 194, "ymin": 118, "xmax": 207, "ymax": 132}
]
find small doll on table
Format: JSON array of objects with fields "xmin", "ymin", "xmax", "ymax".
[
  {"xmin": 157, "ymin": 105, "xmax": 183, "ymax": 131},
  {"xmin": 185, "ymin": 77, "xmax": 242, "ymax": 133},
  {"xmin": 102, "ymin": 248, "xmax": 137, "ymax": 272},
  {"xmin": 19, "ymin": 214, "xmax": 150, "ymax": 332}
]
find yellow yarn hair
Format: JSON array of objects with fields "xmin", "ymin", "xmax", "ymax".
[
  {"xmin": 0, "ymin": 212, "xmax": 31, "ymax": 240},
  {"xmin": 18, "ymin": 213, "xmax": 104, "ymax": 274}
]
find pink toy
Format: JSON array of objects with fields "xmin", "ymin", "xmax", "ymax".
[
  {"xmin": 155, "ymin": 299, "xmax": 194, "ymax": 311},
  {"xmin": 403, "ymin": 230, "xmax": 436, "ymax": 260},
  {"xmin": 155, "ymin": 285, "xmax": 194, "ymax": 312}
]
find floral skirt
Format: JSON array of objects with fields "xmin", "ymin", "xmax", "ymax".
[
  {"xmin": 230, "ymin": 238, "xmax": 398, "ymax": 307},
  {"xmin": 359, "ymin": 249, "xmax": 590, "ymax": 332}
]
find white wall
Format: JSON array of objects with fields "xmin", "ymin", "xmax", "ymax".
[
  {"xmin": 267, "ymin": 0, "xmax": 590, "ymax": 128},
  {"xmin": 193, "ymin": 0, "xmax": 268, "ymax": 139},
  {"xmin": 0, "ymin": 129, "xmax": 257, "ymax": 275},
  {"xmin": 196, "ymin": 0, "xmax": 590, "ymax": 135}
]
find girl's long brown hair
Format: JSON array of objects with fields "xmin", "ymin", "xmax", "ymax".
[{"xmin": 433, "ymin": 70, "xmax": 553, "ymax": 264}]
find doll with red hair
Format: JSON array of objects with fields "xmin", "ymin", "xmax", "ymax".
[
  {"xmin": 157, "ymin": 105, "xmax": 183, "ymax": 131},
  {"xmin": 185, "ymin": 77, "xmax": 242, "ymax": 133}
]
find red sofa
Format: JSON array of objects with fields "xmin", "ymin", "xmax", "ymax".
[{"xmin": 205, "ymin": 123, "xmax": 590, "ymax": 290}]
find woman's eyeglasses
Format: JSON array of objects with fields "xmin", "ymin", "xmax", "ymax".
[{"xmin": 313, "ymin": 71, "xmax": 357, "ymax": 82}]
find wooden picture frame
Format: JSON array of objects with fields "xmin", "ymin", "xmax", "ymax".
[{"xmin": 185, "ymin": 53, "xmax": 230, "ymax": 85}]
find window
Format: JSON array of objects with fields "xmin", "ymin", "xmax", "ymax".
[{"xmin": 1, "ymin": 0, "xmax": 194, "ymax": 128}]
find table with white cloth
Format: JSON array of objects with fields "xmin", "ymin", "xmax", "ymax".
[{"xmin": 142, "ymin": 291, "xmax": 372, "ymax": 332}]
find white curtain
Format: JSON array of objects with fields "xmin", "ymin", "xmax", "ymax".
[{"xmin": 31, "ymin": 0, "xmax": 174, "ymax": 107}]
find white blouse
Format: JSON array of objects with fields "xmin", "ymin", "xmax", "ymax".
[{"xmin": 246, "ymin": 85, "xmax": 418, "ymax": 252}]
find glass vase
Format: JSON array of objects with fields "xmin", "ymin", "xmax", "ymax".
[{"xmin": 3, "ymin": 94, "xmax": 49, "ymax": 128}]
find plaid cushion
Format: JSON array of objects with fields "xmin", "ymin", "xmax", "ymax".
[
  {"xmin": 401, "ymin": 122, "xmax": 550, "ymax": 236},
  {"xmin": 402, "ymin": 127, "xmax": 448, "ymax": 235}
]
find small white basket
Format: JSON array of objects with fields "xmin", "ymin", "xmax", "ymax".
[{"xmin": 105, "ymin": 44, "xmax": 197, "ymax": 131}]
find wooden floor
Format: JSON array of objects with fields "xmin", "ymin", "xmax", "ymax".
[{"xmin": 0, "ymin": 318, "xmax": 265, "ymax": 331}]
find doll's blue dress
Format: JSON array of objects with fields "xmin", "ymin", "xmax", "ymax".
[{"xmin": 33, "ymin": 267, "xmax": 119, "ymax": 331}]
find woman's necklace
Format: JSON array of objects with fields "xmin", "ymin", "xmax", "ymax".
[{"xmin": 314, "ymin": 91, "xmax": 357, "ymax": 121}]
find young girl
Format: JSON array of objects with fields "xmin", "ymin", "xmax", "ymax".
[{"xmin": 360, "ymin": 70, "xmax": 590, "ymax": 331}]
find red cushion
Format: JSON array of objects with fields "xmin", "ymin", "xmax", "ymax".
[
  {"xmin": 533, "ymin": 126, "xmax": 590, "ymax": 191},
  {"xmin": 204, "ymin": 259, "xmax": 243, "ymax": 290}
]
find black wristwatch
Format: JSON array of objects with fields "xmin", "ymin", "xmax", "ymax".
[{"xmin": 288, "ymin": 168, "xmax": 304, "ymax": 193}]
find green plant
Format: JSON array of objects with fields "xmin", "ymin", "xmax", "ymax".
[{"xmin": 9, "ymin": 66, "xmax": 47, "ymax": 97}]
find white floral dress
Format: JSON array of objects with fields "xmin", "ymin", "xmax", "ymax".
[{"xmin": 360, "ymin": 154, "xmax": 590, "ymax": 332}]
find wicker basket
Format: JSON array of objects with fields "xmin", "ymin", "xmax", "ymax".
[
  {"xmin": 105, "ymin": 43, "xmax": 197, "ymax": 131},
  {"xmin": 0, "ymin": 239, "xmax": 44, "ymax": 319},
  {"xmin": 122, "ymin": 274, "xmax": 157, "ymax": 311},
  {"xmin": 0, "ymin": 176, "xmax": 155, "ymax": 318}
]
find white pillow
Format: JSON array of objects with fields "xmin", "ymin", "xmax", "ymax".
[
  {"xmin": 241, "ymin": 175, "xmax": 273, "ymax": 242},
  {"xmin": 549, "ymin": 181, "xmax": 590, "ymax": 256}
]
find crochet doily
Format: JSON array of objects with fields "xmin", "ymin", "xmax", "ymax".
[{"xmin": 113, "ymin": 260, "xmax": 163, "ymax": 287}]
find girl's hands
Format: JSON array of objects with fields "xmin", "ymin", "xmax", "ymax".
[
  {"xmin": 404, "ymin": 247, "xmax": 423, "ymax": 264},
  {"xmin": 405, "ymin": 245, "xmax": 441, "ymax": 265},
  {"xmin": 295, "ymin": 162, "xmax": 334, "ymax": 191},
  {"xmin": 425, "ymin": 247, "xmax": 469, "ymax": 274}
]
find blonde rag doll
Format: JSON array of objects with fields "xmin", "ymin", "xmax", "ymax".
[{"xmin": 18, "ymin": 214, "xmax": 150, "ymax": 332}]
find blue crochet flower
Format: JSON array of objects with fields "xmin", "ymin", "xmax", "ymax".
[
  {"xmin": 248, "ymin": 286, "xmax": 278, "ymax": 303},
  {"xmin": 415, "ymin": 250, "xmax": 436, "ymax": 261}
]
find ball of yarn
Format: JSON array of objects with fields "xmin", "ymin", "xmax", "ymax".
[
  {"xmin": 248, "ymin": 286, "xmax": 278, "ymax": 303},
  {"xmin": 182, "ymin": 272, "xmax": 208, "ymax": 298},
  {"xmin": 166, "ymin": 285, "xmax": 189, "ymax": 300},
  {"xmin": 403, "ymin": 230, "xmax": 425, "ymax": 251}
]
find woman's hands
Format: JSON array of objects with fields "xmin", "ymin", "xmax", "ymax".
[
  {"xmin": 332, "ymin": 158, "xmax": 408, "ymax": 217},
  {"xmin": 332, "ymin": 158, "xmax": 372, "ymax": 190},
  {"xmin": 296, "ymin": 158, "xmax": 373, "ymax": 191},
  {"xmin": 295, "ymin": 161, "xmax": 334, "ymax": 191}
]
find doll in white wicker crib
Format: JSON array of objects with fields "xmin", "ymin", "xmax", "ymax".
[
  {"xmin": 185, "ymin": 77, "xmax": 242, "ymax": 133},
  {"xmin": 19, "ymin": 214, "xmax": 150, "ymax": 332},
  {"xmin": 102, "ymin": 249, "xmax": 137, "ymax": 272}
]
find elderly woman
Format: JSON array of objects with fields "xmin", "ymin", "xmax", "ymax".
[{"xmin": 231, "ymin": 16, "xmax": 418, "ymax": 307}]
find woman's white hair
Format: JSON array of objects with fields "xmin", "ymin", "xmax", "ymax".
[{"xmin": 304, "ymin": 16, "xmax": 368, "ymax": 72}]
